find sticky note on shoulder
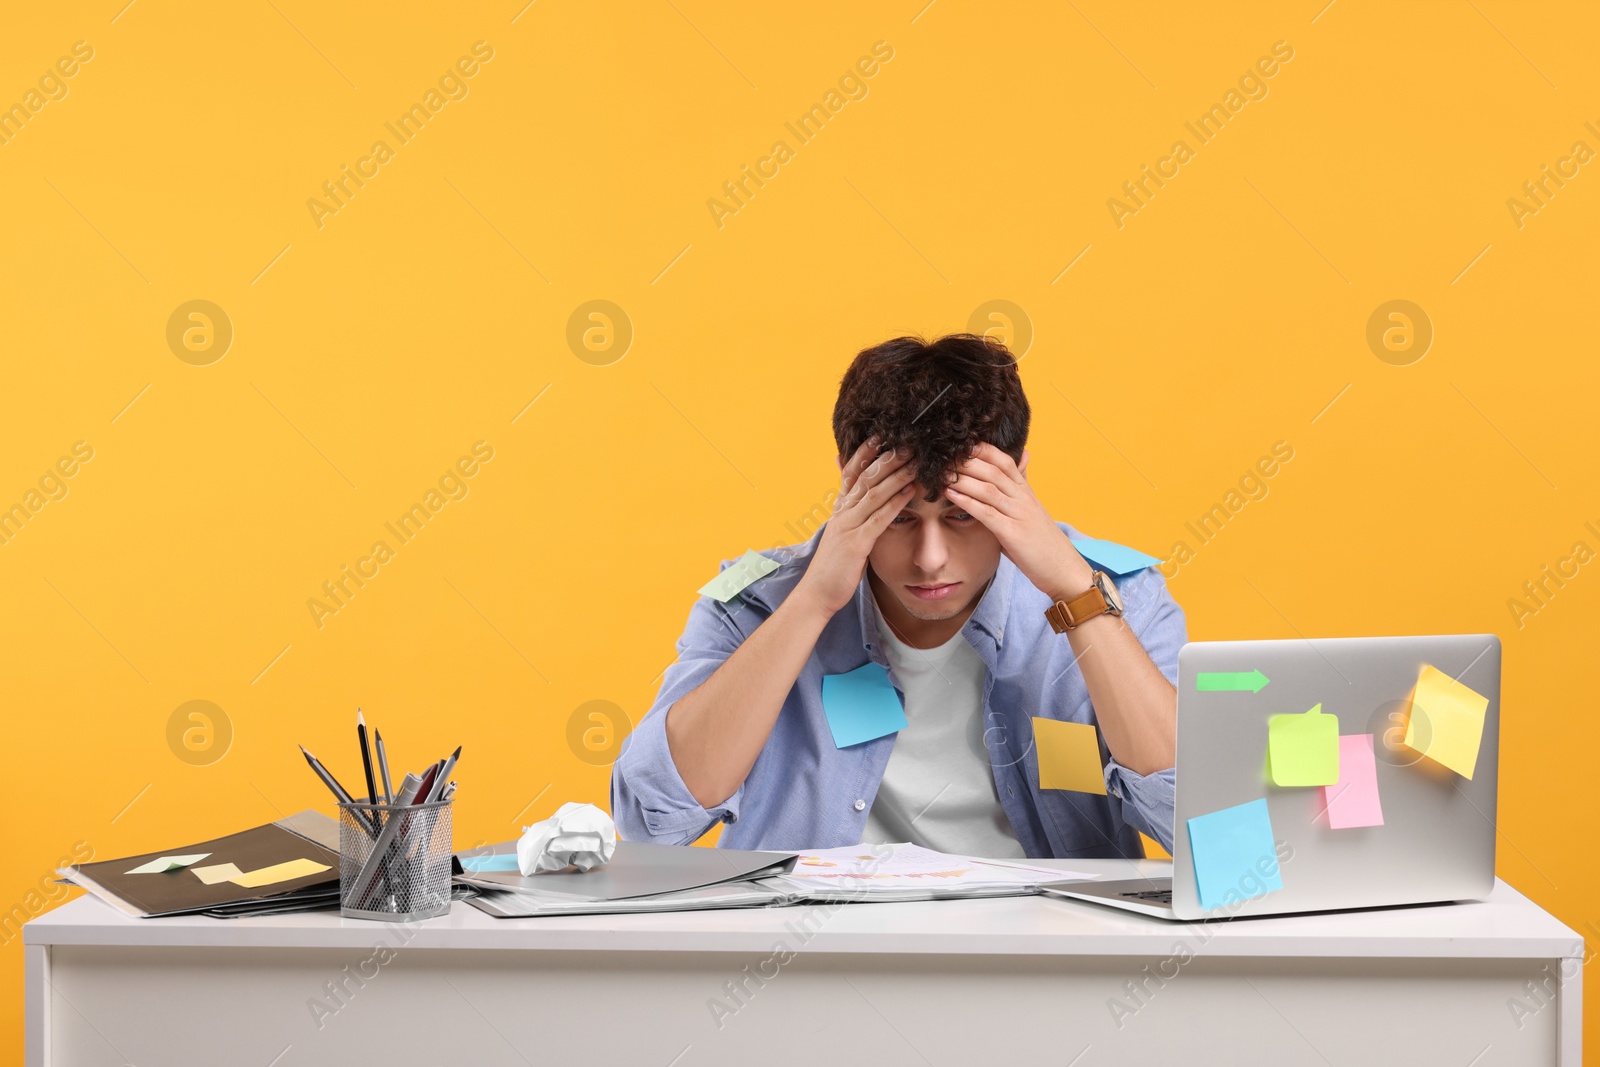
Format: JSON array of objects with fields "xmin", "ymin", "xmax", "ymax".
[
  {"xmin": 1321, "ymin": 734, "xmax": 1383, "ymax": 829},
  {"xmin": 821, "ymin": 662, "xmax": 906, "ymax": 748},
  {"xmin": 1033, "ymin": 717, "xmax": 1107, "ymax": 794},
  {"xmin": 1267, "ymin": 703, "xmax": 1339, "ymax": 786},
  {"xmin": 1068, "ymin": 537, "xmax": 1161, "ymax": 577},
  {"xmin": 698, "ymin": 549, "xmax": 779, "ymax": 602},
  {"xmin": 1186, "ymin": 798, "xmax": 1283, "ymax": 911},
  {"xmin": 1402, "ymin": 664, "xmax": 1489, "ymax": 779}
]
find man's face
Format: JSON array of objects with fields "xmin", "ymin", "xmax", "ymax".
[{"xmin": 866, "ymin": 480, "xmax": 1003, "ymax": 622}]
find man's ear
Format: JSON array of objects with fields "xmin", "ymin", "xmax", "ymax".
[
  {"xmin": 1018, "ymin": 449, "xmax": 1030, "ymax": 477},
  {"xmin": 837, "ymin": 454, "xmax": 846, "ymax": 471}
]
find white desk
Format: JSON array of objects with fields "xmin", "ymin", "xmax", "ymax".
[{"xmin": 26, "ymin": 859, "xmax": 1583, "ymax": 1066}]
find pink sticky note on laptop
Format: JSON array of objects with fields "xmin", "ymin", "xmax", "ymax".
[{"xmin": 1321, "ymin": 734, "xmax": 1384, "ymax": 829}]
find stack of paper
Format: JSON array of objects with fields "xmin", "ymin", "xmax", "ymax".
[{"xmin": 757, "ymin": 843, "xmax": 1097, "ymax": 903}]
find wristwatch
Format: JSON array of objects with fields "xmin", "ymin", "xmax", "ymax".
[{"xmin": 1044, "ymin": 570, "xmax": 1124, "ymax": 633}]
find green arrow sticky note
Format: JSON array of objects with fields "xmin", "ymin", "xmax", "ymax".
[
  {"xmin": 1267, "ymin": 703, "xmax": 1339, "ymax": 786},
  {"xmin": 1196, "ymin": 670, "xmax": 1270, "ymax": 693},
  {"xmin": 697, "ymin": 550, "xmax": 779, "ymax": 602}
]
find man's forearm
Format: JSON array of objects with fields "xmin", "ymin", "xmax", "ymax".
[
  {"xmin": 1067, "ymin": 612, "xmax": 1177, "ymax": 775},
  {"xmin": 1045, "ymin": 563, "xmax": 1177, "ymax": 776},
  {"xmin": 665, "ymin": 587, "xmax": 834, "ymax": 809}
]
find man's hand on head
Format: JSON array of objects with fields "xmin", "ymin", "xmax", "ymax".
[
  {"xmin": 943, "ymin": 442, "xmax": 1095, "ymax": 604},
  {"xmin": 793, "ymin": 436, "xmax": 918, "ymax": 617}
]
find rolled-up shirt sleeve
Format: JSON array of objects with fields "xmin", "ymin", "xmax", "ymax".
[
  {"xmin": 1101, "ymin": 562, "xmax": 1187, "ymax": 853},
  {"xmin": 610, "ymin": 593, "xmax": 753, "ymax": 845}
]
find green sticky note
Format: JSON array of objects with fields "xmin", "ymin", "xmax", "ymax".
[
  {"xmin": 698, "ymin": 549, "xmax": 779, "ymax": 602},
  {"xmin": 1267, "ymin": 703, "xmax": 1339, "ymax": 786},
  {"xmin": 126, "ymin": 853, "xmax": 212, "ymax": 874}
]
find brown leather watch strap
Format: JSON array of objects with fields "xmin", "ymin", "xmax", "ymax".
[{"xmin": 1044, "ymin": 584, "xmax": 1112, "ymax": 634}]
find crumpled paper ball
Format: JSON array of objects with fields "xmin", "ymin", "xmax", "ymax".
[{"xmin": 517, "ymin": 801, "xmax": 617, "ymax": 874}]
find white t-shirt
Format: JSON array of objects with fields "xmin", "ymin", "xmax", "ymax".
[{"xmin": 859, "ymin": 598, "xmax": 1026, "ymax": 858}]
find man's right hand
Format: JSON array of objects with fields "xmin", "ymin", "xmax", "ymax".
[{"xmin": 795, "ymin": 436, "xmax": 919, "ymax": 616}]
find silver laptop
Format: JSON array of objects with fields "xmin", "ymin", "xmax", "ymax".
[{"xmin": 1042, "ymin": 634, "xmax": 1499, "ymax": 920}]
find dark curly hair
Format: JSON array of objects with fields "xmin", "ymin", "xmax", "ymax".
[{"xmin": 832, "ymin": 333, "xmax": 1030, "ymax": 503}]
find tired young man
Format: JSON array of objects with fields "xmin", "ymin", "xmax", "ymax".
[{"xmin": 612, "ymin": 333, "xmax": 1186, "ymax": 857}]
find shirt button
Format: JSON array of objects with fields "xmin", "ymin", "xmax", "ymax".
[
  {"xmin": 853, "ymin": 799, "xmax": 865, "ymax": 811},
  {"xmin": 1008, "ymin": 786, "xmax": 1015, "ymax": 798}
]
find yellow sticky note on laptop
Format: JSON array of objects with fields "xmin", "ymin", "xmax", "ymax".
[
  {"xmin": 229, "ymin": 858, "xmax": 332, "ymax": 888},
  {"xmin": 1033, "ymin": 717, "xmax": 1107, "ymax": 794},
  {"xmin": 1402, "ymin": 664, "xmax": 1489, "ymax": 779}
]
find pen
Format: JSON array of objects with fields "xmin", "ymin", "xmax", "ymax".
[
  {"xmin": 357, "ymin": 711, "xmax": 379, "ymax": 806},
  {"xmin": 428, "ymin": 745, "xmax": 462, "ymax": 803},
  {"xmin": 375, "ymin": 730, "xmax": 394, "ymax": 805},
  {"xmin": 300, "ymin": 746, "xmax": 379, "ymax": 837},
  {"xmin": 354, "ymin": 774, "xmax": 427, "ymax": 909}
]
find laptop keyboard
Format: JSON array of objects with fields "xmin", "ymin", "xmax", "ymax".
[{"xmin": 1120, "ymin": 889, "xmax": 1173, "ymax": 903}]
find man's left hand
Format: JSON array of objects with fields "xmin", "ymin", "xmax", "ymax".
[{"xmin": 944, "ymin": 443, "xmax": 1095, "ymax": 604}]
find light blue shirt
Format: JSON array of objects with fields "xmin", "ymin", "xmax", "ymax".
[{"xmin": 610, "ymin": 520, "xmax": 1186, "ymax": 857}]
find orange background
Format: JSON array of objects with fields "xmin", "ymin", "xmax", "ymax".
[{"xmin": 2, "ymin": 1, "xmax": 1597, "ymax": 1060}]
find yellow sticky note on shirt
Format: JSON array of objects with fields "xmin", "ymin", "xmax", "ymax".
[
  {"xmin": 229, "ymin": 858, "xmax": 332, "ymax": 888},
  {"xmin": 1033, "ymin": 717, "xmax": 1107, "ymax": 794},
  {"xmin": 1403, "ymin": 664, "xmax": 1490, "ymax": 779}
]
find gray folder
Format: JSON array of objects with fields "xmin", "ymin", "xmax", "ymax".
[{"xmin": 455, "ymin": 839, "xmax": 796, "ymax": 902}]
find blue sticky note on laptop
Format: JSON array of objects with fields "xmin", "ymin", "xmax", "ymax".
[
  {"xmin": 821, "ymin": 662, "xmax": 907, "ymax": 748},
  {"xmin": 1069, "ymin": 537, "xmax": 1161, "ymax": 577},
  {"xmin": 1186, "ymin": 797, "xmax": 1283, "ymax": 911},
  {"xmin": 460, "ymin": 854, "xmax": 520, "ymax": 873}
]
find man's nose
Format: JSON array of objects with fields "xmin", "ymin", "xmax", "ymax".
[{"xmin": 914, "ymin": 521, "xmax": 949, "ymax": 574}]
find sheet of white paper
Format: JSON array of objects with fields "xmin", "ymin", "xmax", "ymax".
[{"xmin": 774, "ymin": 843, "xmax": 1096, "ymax": 892}]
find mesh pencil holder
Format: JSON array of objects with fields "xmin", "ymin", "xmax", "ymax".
[{"xmin": 337, "ymin": 799, "xmax": 453, "ymax": 922}]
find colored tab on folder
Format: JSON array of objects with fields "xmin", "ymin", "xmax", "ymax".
[
  {"xmin": 1267, "ymin": 703, "xmax": 1339, "ymax": 787},
  {"xmin": 1033, "ymin": 717, "xmax": 1107, "ymax": 794},
  {"xmin": 821, "ymin": 662, "xmax": 906, "ymax": 749},
  {"xmin": 126, "ymin": 854, "xmax": 211, "ymax": 875},
  {"xmin": 698, "ymin": 550, "xmax": 780, "ymax": 602},
  {"xmin": 1402, "ymin": 664, "xmax": 1490, "ymax": 780},
  {"xmin": 191, "ymin": 862, "xmax": 245, "ymax": 885},
  {"xmin": 229, "ymin": 858, "xmax": 332, "ymax": 888}
]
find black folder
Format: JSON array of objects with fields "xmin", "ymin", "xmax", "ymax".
[{"xmin": 62, "ymin": 810, "xmax": 341, "ymax": 918}]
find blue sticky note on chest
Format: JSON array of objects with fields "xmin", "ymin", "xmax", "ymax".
[
  {"xmin": 821, "ymin": 662, "xmax": 907, "ymax": 749},
  {"xmin": 1069, "ymin": 537, "xmax": 1161, "ymax": 577},
  {"xmin": 1186, "ymin": 797, "xmax": 1283, "ymax": 911}
]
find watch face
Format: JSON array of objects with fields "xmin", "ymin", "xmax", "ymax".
[{"xmin": 1098, "ymin": 572, "xmax": 1124, "ymax": 613}]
